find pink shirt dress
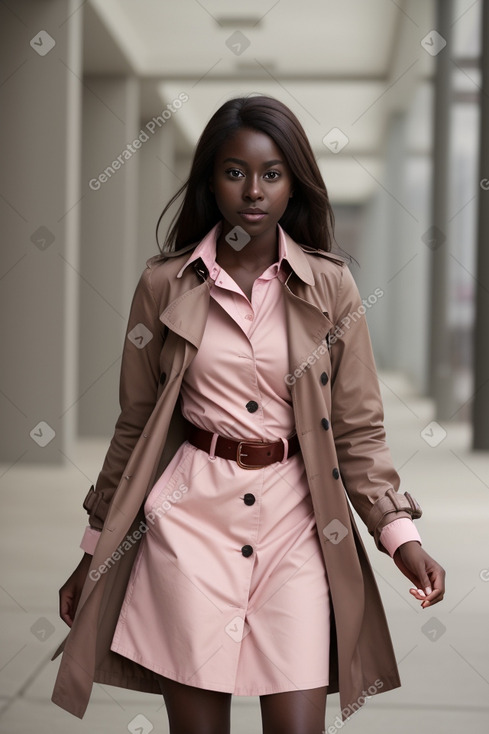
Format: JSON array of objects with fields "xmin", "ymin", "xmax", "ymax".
[{"xmin": 85, "ymin": 223, "xmax": 421, "ymax": 696}]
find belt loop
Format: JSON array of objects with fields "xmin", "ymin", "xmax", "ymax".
[
  {"xmin": 209, "ymin": 432, "xmax": 218, "ymax": 461},
  {"xmin": 279, "ymin": 437, "xmax": 289, "ymax": 464}
]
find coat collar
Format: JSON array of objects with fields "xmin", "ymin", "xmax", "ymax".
[
  {"xmin": 159, "ymin": 223, "xmax": 324, "ymax": 350},
  {"xmin": 174, "ymin": 222, "xmax": 316, "ymax": 287}
]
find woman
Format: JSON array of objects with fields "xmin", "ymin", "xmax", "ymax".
[{"xmin": 53, "ymin": 96, "xmax": 445, "ymax": 733}]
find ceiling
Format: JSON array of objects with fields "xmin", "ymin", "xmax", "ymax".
[{"xmin": 82, "ymin": 0, "xmax": 481, "ymax": 203}]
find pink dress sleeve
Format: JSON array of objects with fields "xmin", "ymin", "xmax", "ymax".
[
  {"xmin": 379, "ymin": 518, "xmax": 422, "ymax": 557},
  {"xmin": 80, "ymin": 526, "xmax": 101, "ymax": 555}
]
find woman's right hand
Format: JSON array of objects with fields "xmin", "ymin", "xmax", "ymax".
[{"xmin": 58, "ymin": 553, "xmax": 92, "ymax": 628}]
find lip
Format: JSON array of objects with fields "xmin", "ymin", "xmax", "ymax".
[{"xmin": 239, "ymin": 209, "xmax": 267, "ymax": 222}]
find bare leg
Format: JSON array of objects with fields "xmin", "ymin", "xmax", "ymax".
[
  {"xmin": 157, "ymin": 675, "xmax": 232, "ymax": 734},
  {"xmin": 260, "ymin": 687, "xmax": 327, "ymax": 734}
]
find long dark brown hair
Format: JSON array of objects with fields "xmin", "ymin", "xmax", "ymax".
[{"xmin": 156, "ymin": 95, "xmax": 336, "ymax": 254}]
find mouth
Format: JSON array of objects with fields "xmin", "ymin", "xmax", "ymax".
[{"xmin": 239, "ymin": 208, "xmax": 267, "ymax": 222}]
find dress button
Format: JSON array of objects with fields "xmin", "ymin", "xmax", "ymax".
[
  {"xmin": 243, "ymin": 493, "xmax": 255, "ymax": 506},
  {"xmin": 244, "ymin": 314, "xmax": 253, "ymax": 321},
  {"xmin": 159, "ymin": 372, "xmax": 167, "ymax": 385},
  {"xmin": 246, "ymin": 400, "xmax": 259, "ymax": 413},
  {"xmin": 332, "ymin": 468, "xmax": 340, "ymax": 480},
  {"xmin": 320, "ymin": 372, "xmax": 329, "ymax": 385},
  {"xmin": 241, "ymin": 544, "xmax": 253, "ymax": 557},
  {"xmin": 321, "ymin": 418, "xmax": 330, "ymax": 430}
]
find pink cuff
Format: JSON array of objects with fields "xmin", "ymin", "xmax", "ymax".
[
  {"xmin": 379, "ymin": 518, "xmax": 422, "ymax": 557},
  {"xmin": 80, "ymin": 525, "xmax": 101, "ymax": 555}
]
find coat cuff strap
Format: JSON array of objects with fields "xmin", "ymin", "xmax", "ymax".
[
  {"xmin": 83, "ymin": 485, "xmax": 110, "ymax": 526},
  {"xmin": 367, "ymin": 489, "xmax": 422, "ymax": 547}
]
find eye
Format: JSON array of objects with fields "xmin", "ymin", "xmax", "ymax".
[
  {"xmin": 264, "ymin": 171, "xmax": 281, "ymax": 180},
  {"xmin": 225, "ymin": 168, "xmax": 244, "ymax": 179}
]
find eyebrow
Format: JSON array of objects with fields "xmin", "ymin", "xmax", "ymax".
[{"xmin": 222, "ymin": 157, "xmax": 284, "ymax": 167}]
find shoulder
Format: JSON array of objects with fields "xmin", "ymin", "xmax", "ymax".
[
  {"xmin": 133, "ymin": 249, "xmax": 201, "ymax": 310},
  {"xmin": 298, "ymin": 245, "xmax": 353, "ymax": 293},
  {"xmin": 145, "ymin": 252, "xmax": 190, "ymax": 276},
  {"xmin": 291, "ymin": 244, "xmax": 361, "ymax": 320},
  {"xmin": 145, "ymin": 247, "xmax": 198, "ymax": 271},
  {"xmin": 299, "ymin": 245, "xmax": 349, "ymax": 268}
]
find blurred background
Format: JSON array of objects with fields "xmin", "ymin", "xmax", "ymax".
[{"xmin": 1, "ymin": 1, "xmax": 489, "ymax": 732}]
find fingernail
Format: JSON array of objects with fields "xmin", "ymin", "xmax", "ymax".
[
  {"xmin": 417, "ymin": 588, "xmax": 426, "ymax": 597},
  {"xmin": 424, "ymin": 586, "xmax": 432, "ymax": 595}
]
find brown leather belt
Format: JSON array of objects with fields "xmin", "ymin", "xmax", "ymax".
[{"xmin": 184, "ymin": 420, "xmax": 300, "ymax": 469}]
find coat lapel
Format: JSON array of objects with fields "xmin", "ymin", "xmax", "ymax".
[{"xmin": 159, "ymin": 278, "xmax": 212, "ymax": 349}]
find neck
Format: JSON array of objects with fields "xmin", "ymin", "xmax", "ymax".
[{"xmin": 216, "ymin": 223, "xmax": 279, "ymax": 271}]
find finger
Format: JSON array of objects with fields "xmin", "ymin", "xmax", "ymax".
[
  {"xmin": 420, "ymin": 571, "xmax": 445, "ymax": 605},
  {"xmin": 409, "ymin": 587, "xmax": 426, "ymax": 601},
  {"xmin": 421, "ymin": 588, "xmax": 444, "ymax": 608},
  {"xmin": 59, "ymin": 600, "xmax": 73, "ymax": 627},
  {"xmin": 413, "ymin": 563, "xmax": 432, "ymax": 595},
  {"xmin": 429, "ymin": 568, "xmax": 446, "ymax": 595},
  {"xmin": 59, "ymin": 593, "xmax": 75, "ymax": 626},
  {"xmin": 60, "ymin": 610, "xmax": 73, "ymax": 627}
]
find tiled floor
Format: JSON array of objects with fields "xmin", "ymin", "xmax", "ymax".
[{"xmin": 1, "ymin": 372, "xmax": 488, "ymax": 733}]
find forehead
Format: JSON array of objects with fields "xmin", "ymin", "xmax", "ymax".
[{"xmin": 215, "ymin": 127, "xmax": 285, "ymax": 163}]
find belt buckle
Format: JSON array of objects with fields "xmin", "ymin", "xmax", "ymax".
[{"xmin": 237, "ymin": 440, "xmax": 267, "ymax": 469}]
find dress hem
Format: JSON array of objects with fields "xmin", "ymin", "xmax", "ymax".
[{"xmin": 110, "ymin": 642, "xmax": 329, "ymax": 696}]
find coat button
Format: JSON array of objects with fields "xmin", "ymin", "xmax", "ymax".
[
  {"xmin": 243, "ymin": 493, "xmax": 255, "ymax": 506},
  {"xmin": 321, "ymin": 418, "xmax": 330, "ymax": 430},
  {"xmin": 320, "ymin": 372, "xmax": 329, "ymax": 385},
  {"xmin": 159, "ymin": 372, "xmax": 167, "ymax": 385},
  {"xmin": 332, "ymin": 468, "xmax": 340, "ymax": 480},
  {"xmin": 246, "ymin": 400, "xmax": 259, "ymax": 413},
  {"xmin": 241, "ymin": 544, "xmax": 254, "ymax": 557}
]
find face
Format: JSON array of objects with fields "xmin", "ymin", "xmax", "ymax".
[{"xmin": 210, "ymin": 127, "xmax": 294, "ymax": 244}]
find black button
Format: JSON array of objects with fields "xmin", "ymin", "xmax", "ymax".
[
  {"xmin": 243, "ymin": 493, "xmax": 255, "ymax": 506},
  {"xmin": 241, "ymin": 544, "xmax": 254, "ymax": 557},
  {"xmin": 320, "ymin": 372, "xmax": 329, "ymax": 385},
  {"xmin": 159, "ymin": 372, "xmax": 167, "ymax": 385},
  {"xmin": 332, "ymin": 468, "xmax": 340, "ymax": 480},
  {"xmin": 321, "ymin": 418, "xmax": 330, "ymax": 430},
  {"xmin": 246, "ymin": 400, "xmax": 259, "ymax": 413}
]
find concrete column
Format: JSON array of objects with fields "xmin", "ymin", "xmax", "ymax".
[
  {"xmin": 428, "ymin": 0, "xmax": 457, "ymax": 418},
  {"xmin": 138, "ymin": 115, "xmax": 177, "ymax": 262},
  {"xmin": 356, "ymin": 115, "xmax": 416, "ymax": 375},
  {"xmin": 78, "ymin": 76, "xmax": 140, "ymax": 436},
  {"xmin": 353, "ymin": 191, "xmax": 390, "ymax": 369},
  {"xmin": 472, "ymin": 1, "xmax": 489, "ymax": 450},
  {"xmin": 383, "ymin": 114, "xmax": 409, "ymax": 372},
  {"xmin": 0, "ymin": 0, "xmax": 82, "ymax": 463}
]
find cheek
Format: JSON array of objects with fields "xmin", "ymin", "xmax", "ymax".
[
  {"xmin": 275, "ymin": 184, "xmax": 294, "ymax": 209},
  {"xmin": 215, "ymin": 181, "xmax": 240, "ymax": 206}
]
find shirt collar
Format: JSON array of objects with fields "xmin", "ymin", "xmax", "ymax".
[{"xmin": 176, "ymin": 221, "xmax": 315, "ymax": 286}]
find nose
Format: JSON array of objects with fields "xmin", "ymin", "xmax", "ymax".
[{"xmin": 243, "ymin": 174, "xmax": 263, "ymax": 201}]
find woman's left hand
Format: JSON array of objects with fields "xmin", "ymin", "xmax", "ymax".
[{"xmin": 393, "ymin": 541, "xmax": 446, "ymax": 608}]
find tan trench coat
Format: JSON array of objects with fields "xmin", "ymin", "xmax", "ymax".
[{"xmin": 51, "ymin": 229, "xmax": 420, "ymax": 720}]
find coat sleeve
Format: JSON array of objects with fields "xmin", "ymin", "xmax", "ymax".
[
  {"xmin": 82, "ymin": 264, "xmax": 165, "ymax": 532},
  {"xmin": 329, "ymin": 265, "xmax": 421, "ymax": 552}
]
